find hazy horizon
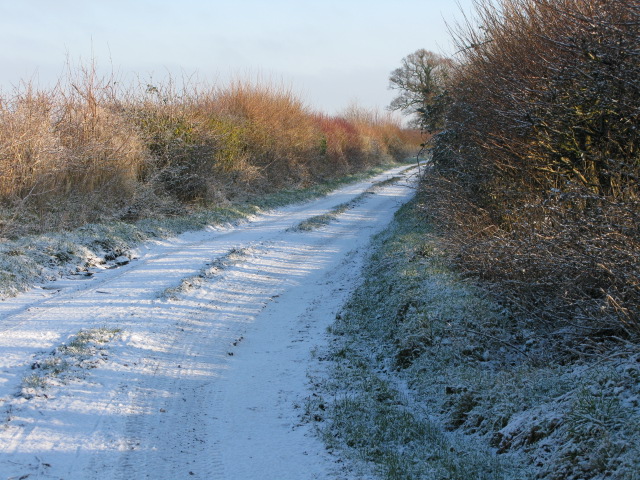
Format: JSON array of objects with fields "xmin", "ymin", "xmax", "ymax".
[{"xmin": 0, "ymin": 0, "xmax": 476, "ymax": 114}]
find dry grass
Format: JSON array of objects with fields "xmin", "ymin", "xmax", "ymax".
[
  {"xmin": 0, "ymin": 79, "xmax": 144, "ymax": 224},
  {"xmin": 0, "ymin": 68, "xmax": 419, "ymax": 237}
]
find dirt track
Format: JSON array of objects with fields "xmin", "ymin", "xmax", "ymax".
[{"xmin": 0, "ymin": 165, "xmax": 417, "ymax": 480}]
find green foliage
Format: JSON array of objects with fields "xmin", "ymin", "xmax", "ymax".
[
  {"xmin": 207, "ymin": 116, "xmax": 249, "ymax": 172},
  {"xmin": 133, "ymin": 108, "xmax": 216, "ymax": 202}
]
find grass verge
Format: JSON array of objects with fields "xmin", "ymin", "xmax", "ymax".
[
  {"xmin": 309, "ymin": 193, "xmax": 640, "ymax": 479},
  {"xmin": 290, "ymin": 175, "xmax": 405, "ymax": 232}
]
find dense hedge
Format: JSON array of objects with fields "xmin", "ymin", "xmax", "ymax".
[
  {"xmin": 427, "ymin": 0, "xmax": 639, "ymax": 337},
  {"xmin": 0, "ymin": 76, "xmax": 418, "ymax": 236}
]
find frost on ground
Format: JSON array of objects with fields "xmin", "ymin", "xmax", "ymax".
[
  {"xmin": 0, "ymin": 165, "xmax": 418, "ymax": 480},
  {"xmin": 309, "ymin": 195, "xmax": 640, "ymax": 480},
  {"xmin": 290, "ymin": 175, "xmax": 405, "ymax": 232},
  {"xmin": 20, "ymin": 327, "xmax": 122, "ymax": 399},
  {"xmin": 0, "ymin": 163, "xmax": 401, "ymax": 301},
  {"xmin": 159, "ymin": 246, "xmax": 250, "ymax": 300}
]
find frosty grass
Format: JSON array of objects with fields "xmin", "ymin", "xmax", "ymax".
[{"xmin": 309, "ymin": 197, "xmax": 640, "ymax": 480}]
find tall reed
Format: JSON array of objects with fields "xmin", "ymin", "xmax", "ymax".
[{"xmin": 0, "ymin": 68, "xmax": 418, "ymax": 236}]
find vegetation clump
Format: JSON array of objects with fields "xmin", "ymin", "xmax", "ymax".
[
  {"xmin": 0, "ymin": 69, "xmax": 419, "ymax": 238},
  {"xmin": 21, "ymin": 327, "xmax": 121, "ymax": 398},
  {"xmin": 322, "ymin": 3, "xmax": 640, "ymax": 476},
  {"xmin": 409, "ymin": 0, "xmax": 640, "ymax": 345}
]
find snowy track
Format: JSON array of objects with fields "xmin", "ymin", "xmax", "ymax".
[{"xmin": 0, "ymin": 165, "xmax": 417, "ymax": 480}]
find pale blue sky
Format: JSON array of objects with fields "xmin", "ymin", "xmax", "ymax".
[{"xmin": 0, "ymin": 0, "xmax": 476, "ymax": 113}]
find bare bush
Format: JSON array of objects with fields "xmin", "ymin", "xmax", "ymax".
[
  {"xmin": 429, "ymin": 0, "xmax": 640, "ymax": 338},
  {"xmin": 0, "ymin": 69, "xmax": 419, "ymax": 236}
]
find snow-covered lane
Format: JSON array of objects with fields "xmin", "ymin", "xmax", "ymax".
[{"xmin": 0, "ymin": 165, "xmax": 417, "ymax": 480}]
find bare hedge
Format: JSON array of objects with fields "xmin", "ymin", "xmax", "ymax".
[{"xmin": 428, "ymin": 0, "xmax": 640, "ymax": 338}]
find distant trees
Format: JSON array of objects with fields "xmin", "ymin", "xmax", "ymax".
[{"xmin": 387, "ymin": 49, "xmax": 452, "ymax": 132}]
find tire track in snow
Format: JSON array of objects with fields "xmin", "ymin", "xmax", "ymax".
[{"xmin": 0, "ymin": 165, "xmax": 418, "ymax": 480}]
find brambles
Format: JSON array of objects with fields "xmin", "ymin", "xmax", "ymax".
[
  {"xmin": 425, "ymin": 0, "xmax": 640, "ymax": 338},
  {"xmin": 0, "ymin": 70, "xmax": 418, "ymax": 237}
]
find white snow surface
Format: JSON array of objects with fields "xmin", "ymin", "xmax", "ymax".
[{"xmin": 0, "ymin": 165, "xmax": 418, "ymax": 480}]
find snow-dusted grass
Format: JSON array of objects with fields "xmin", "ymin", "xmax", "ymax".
[
  {"xmin": 291, "ymin": 198, "xmax": 367, "ymax": 232},
  {"xmin": 21, "ymin": 327, "xmax": 121, "ymax": 398},
  {"xmin": 312, "ymin": 196, "xmax": 640, "ymax": 479},
  {"xmin": 159, "ymin": 247, "xmax": 250, "ymax": 300},
  {"xmin": 0, "ymin": 162, "xmax": 404, "ymax": 300},
  {"xmin": 290, "ymin": 175, "xmax": 404, "ymax": 232}
]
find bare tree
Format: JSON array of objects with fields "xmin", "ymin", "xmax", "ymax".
[{"xmin": 388, "ymin": 49, "xmax": 452, "ymax": 132}]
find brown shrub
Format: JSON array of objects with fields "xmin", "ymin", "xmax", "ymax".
[
  {"xmin": 0, "ymin": 70, "xmax": 419, "ymax": 235},
  {"xmin": 312, "ymin": 114, "xmax": 363, "ymax": 175},
  {"xmin": 429, "ymin": 0, "xmax": 640, "ymax": 338},
  {"xmin": 211, "ymin": 80, "xmax": 320, "ymax": 189}
]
